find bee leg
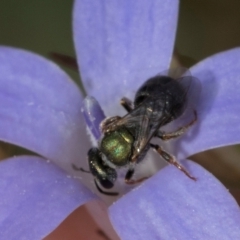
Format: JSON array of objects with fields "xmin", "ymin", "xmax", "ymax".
[
  {"xmin": 150, "ymin": 143, "xmax": 196, "ymax": 181},
  {"xmin": 156, "ymin": 110, "xmax": 197, "ymax": 140},
  {"xmin": 120, "ymin": 97, "xmax": 133, "ymax": 112},
  {"xmin": 124, "ymin": 168, "xmax": 149, "ymax": 185}
]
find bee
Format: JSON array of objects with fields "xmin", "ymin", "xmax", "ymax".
[{"xmin": 74, "ymin": 69, "xmax": 199, "ymax": 196}]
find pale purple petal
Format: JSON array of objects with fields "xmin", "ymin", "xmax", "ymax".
[
  {"xmin": 0, "ymin": 156, "xmax": 95, "ymax": 239},
  {"xmin": 109, "ymin": 161, "xmax": 240, "ymax": 240},
  {"xmin": 73, "ymin": 0, "xmax": 179, "ymax": 115},
  {"xmin": 174, "ymin": 48, "xmax": 240, "ymax": 159},
  {"xmin": 0, "ymin": 47, "xmax": 90, "ymax": 170}
]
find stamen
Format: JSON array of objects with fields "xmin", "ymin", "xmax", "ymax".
[{"xmin": 81, "ymin": 96, "xmax": 106, "ymax": 140}]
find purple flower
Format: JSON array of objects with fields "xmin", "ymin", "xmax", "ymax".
[{"xmin": 0, "ymin": 0, "xmax": 240, "ymax": 239}]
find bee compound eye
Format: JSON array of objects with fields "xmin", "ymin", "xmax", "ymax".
[
  {"xmin": 99, "ymin": 179, "xmax": 114, "ymax": 189},
  {"xmin": 99, "ymin": 168, "xmax": 117, "ymax": 189}
]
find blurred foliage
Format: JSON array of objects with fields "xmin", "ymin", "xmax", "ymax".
[
  {"xmin": 177, "ymin": 0, "xmax": 240, "ymax": 62},
  {"xmin": 1, "ymin": 1, "xmax": 240, "ymax": 74},
  {"xmin": 0, "ymin": 0, "xmax": 79, "ymax": 83}
]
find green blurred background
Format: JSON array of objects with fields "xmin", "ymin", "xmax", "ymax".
[{"xmin": 1, "ymin": 0, "xmax": 240, "ymax": 78}]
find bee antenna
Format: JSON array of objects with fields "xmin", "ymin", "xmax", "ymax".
[{"xmin": 72, "ymin": 164, "xmax": 91, "ymax": 173}]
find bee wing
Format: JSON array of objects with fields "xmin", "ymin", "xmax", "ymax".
[
  {"xmin": 104, "ymin": 100, "xmax": 156, "ymax": 157},
  {"xmin": 131, "ymin": 74, "xmax": 201, "ymax": 155},
  {"xmin": 132, "ymin": 113, "xmax": 150, "ymax": 154},
  {"xmin": 179, "ymin": 76, "xmax": 201, "ymax": 109},
  {"xmin": 155, "ymin": 67, "xmax": 201, "ymax": 116},
  {"xmin": 123, "ymin": 73, "xmax": 201, "ymax": 153},
  {"xmin": 118, "ymin": 99, "xmax": 165, "ymax": 160},
  {"xmin": 162, "ymin": 75, "xmax": 201, "ymax": 132},
  {"xmin": 104, "ymin": 106, "xmax": 144, "ymax": 128}
]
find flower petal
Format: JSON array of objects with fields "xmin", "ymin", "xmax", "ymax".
[
  {"xmin": 109, "ymin": 160, "xmax": 240, "ymax": 240},
  {"xmin": 173, "ymin": 48, "xmax": 240, "ymax": 159},
  {"xmin": 0, "ymin": 47, "xmax": 89, "ymax": 169},
  {"xmin": 73, "ymin": 0, "xmax": 179, "ymax": 115},
  {"xmin": 0, "ymin": 156, "xmax": 95, "ymax": 239}
]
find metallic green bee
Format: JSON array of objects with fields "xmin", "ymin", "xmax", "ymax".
[{"xmin": 77, "ymin": 70, "xmax": 199, "ymax": 196}]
